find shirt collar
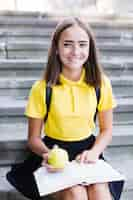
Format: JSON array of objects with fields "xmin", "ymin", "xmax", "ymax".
[{"xmin": 59, "ymin": 68, "xmax": 86, "ymax": 86}]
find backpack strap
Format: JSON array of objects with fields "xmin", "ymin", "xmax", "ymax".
[
  {"xmin": 94, "ymin": 87, "xmax": 101, "ymax": 122},
  {"xmin": 44, "ymin": 85, "xmax": 52, "ymax": 122}
]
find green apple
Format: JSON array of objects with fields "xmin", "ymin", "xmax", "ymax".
[{"xmin": 48, "ymin": 145, "xmax": 69, "ymax": 169}]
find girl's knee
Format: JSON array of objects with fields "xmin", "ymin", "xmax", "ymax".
[
  {"xmin": 89, "ymin": 182, "xmax": 109, "ymax": 192},
  {"xmin": 61, "ymin": 185, "xmax": 87, "ymax": 199},
  {"xmin": 87, "ymin": 183, "xmax": 112, "ymax": 200},
  {"xmin": 70, "ymin": 185, "xmax": 86, "ymax": 195}
]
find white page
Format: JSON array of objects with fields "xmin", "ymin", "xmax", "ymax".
[
  {"xmin": 77, "ymin": 160, "xmax": 125, "ymax": 185},
  {"xmin": 34, "ymin": 161, "xmax": 82, "ymax": 196},
  {"xmin": 34, "ymin": 159, "xmax": 125, "ymax": 196}
]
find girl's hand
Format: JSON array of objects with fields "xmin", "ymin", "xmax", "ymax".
[
  {"xmin": 75, "ymin": 150, "xmax": 99, "ymax": 164},
  {"xmin": 41, "ymin": 152, "xmax": 63, "ymax": 173}
]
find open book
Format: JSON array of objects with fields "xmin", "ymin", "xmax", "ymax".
[{"xmin": 34, "ymin": 159, "xmax": 125, "ymax": 196}]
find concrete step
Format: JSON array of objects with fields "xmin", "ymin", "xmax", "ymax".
[
  {"xmin": 0, "ymin": 28, "xmax": 52, "ymax": 43},
  {"xmin": 1, "ymin": 13, "xmax": 133, "ymax": 30},
  {"xmin": 0, "ymin": 31, "xmax": 7, "ymax": 43},
  {"xmin": 0, "ymin": 16, "xmax": 57, "ymax": 28},
  {"xmin": 4, "ymin": 41, "xmax": 133, "ymax": 59},
  {"xmin": 0, "ymin": 77, "xmax": 36, "ymax": 99},
  {"xmin": 95, "ymin": 29, "xmax": 133, "ymax": 43},
  {"xmin": 0, "ymin": 27, "xmax": 54, "ymax": 39},
  {"xmin": 111, "ymin": 75, "xmax": 133, "ymax": 98},
  {"xmin": 100, "ymin": 42, "xmax": 133, "ymax": 58},
  {"xmin": 0, "ymin": 59, "xmax": 45, "ymax": 77},
  {"xmin": 89, "ymin": 20, "xmax": 133, "ymax": 31},
  {"xmin": 0, "ymin": 75, "xmax": 132, "ymax": 99},
  {"xmin": 102, "ymin": 57, "xmax": 133, "ymax": 76},
  {"xmin": 0, "ymin": 28, "xmax": 133, "ymax": 44},
  {"xmin": 104, "ymin": 147, "xmax": 133, "ymax": 200},
  {"xmin": 0, "ymin": 32, "xmax": 52, "ymax": 43},
  {"xmin": 1, "ymin": 14, "xmax": 133, "ymax": 43},
  {"xmin": 115, "ymin": 98, "xmax": 133, "ymax": 124},
  {"xmin": 0, "ymin": 97, "xmax": 132, "ymax": 124},
  {"xmin": 0, "ymin": 58, "xmax": 133, "ymax": 77},
  {"xmin": 0, "ymin": 11, "xmax": 50, "ymax": 19},
  {"xmin": 6, "ymin": 41, "xmax": 49, "ymax": 59},
  {"xmin": 96, "ymin": 124, "xmax": 133, "ymax": 146}
]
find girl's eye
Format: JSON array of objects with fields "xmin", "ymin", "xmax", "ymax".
[
  {"xmin": 79, "ymin": 43, "xmax": 88, "ymax": 47},
  {"xmin": 63, "ymin": 43, "xmax": 72, "ymax": 47},
  {"xmin": 63, "ymin": 43, "xmax": 89, "ymax": 48}
]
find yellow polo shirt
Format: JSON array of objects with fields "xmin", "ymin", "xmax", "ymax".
[{"xmin": 25, "ymin": 70, "xmax": 116, "ymax": 141}]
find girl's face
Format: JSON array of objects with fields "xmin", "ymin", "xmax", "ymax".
[{"xmin": 58, "ymin": 25, "xmax": 90, "ymax": 71}]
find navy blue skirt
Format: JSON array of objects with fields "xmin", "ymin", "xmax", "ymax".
[{"xmin": 6, "ymin": 135, "xmax": 124, "ymax": 200}]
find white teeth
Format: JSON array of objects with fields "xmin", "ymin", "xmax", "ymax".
[{"xmin": 69, "ymin": 59, "xmax": 80, "ymax": 61}]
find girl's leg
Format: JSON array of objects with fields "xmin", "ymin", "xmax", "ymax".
[
  {"xmin": 52, "ymin": 185, "xmax": 88, "ymax": 200},
  {"xmin": 87, "ymin": 183, "xmax": 112, "ymax": 200}
]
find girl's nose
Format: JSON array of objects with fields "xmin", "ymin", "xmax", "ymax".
[{"xmin": 72, "ymin": 45, "xmax": 80, "ymax": 56}]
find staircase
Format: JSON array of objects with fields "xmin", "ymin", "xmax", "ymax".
[{"xmin": 0, "ymin": 12, "xmax": 133, "ymax": 200}]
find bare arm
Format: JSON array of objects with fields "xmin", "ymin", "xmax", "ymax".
[
  {"xmin": 91, "ymin": 109, "xmax": 113, "ymax": 156},
  {"xmin": 76, "ymin": 109, "xmax": 113, "ymax": 163},
  {"xmin": 27, "ymin": 117, "xmax": 49, "ymax": 157}
]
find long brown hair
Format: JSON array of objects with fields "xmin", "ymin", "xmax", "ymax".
[{"xmin": 44, "ymin": 18, "xmax": 103, "ymax": 88}]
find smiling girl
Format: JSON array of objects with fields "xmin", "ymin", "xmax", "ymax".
[{"xmin": 7, "ymin": 18, "xmax": 124, "ymax": 200}]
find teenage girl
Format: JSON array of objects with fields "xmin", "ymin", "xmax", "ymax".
[{"xmin": 7, "ymin": 18, "xmax": 124, "ymax": 200}]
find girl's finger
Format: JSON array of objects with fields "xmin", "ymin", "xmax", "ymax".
[
  {"xmin": 80, "ymin": 151, "xmax": 87, "ymax": 163},
  {"xmin": 42, "ymin": 152, "xmax": 49, "ymax": 161},
  {"xmin": 43, "ymin": 163, "xmax": 63, "ymax": 173},
  {"xmin": 47, "ymin": 167, "xmax": 63, "ymax": 173},
  {"xmin": 75, "ymin": 154, "xmax": 81, "ymax": 162},
  {"xmin": 84, "ymin": 153, "xmax": 98, "ymax": 163},
  {"xmin": 41, "ymin": 160, "xmax": 47, "ymax": 166},
  {"xmin": 84, "ymin": 154, "xmax": 89, "ymax": 163}
]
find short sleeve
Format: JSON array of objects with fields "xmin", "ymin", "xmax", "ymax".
[
  {"xmin": 24, "ymin": 80, "xmax": 46, "ymax": 119},
  {"xmin": 98, "ymin": 75, "xmax": 117, "ymax": 111}
]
